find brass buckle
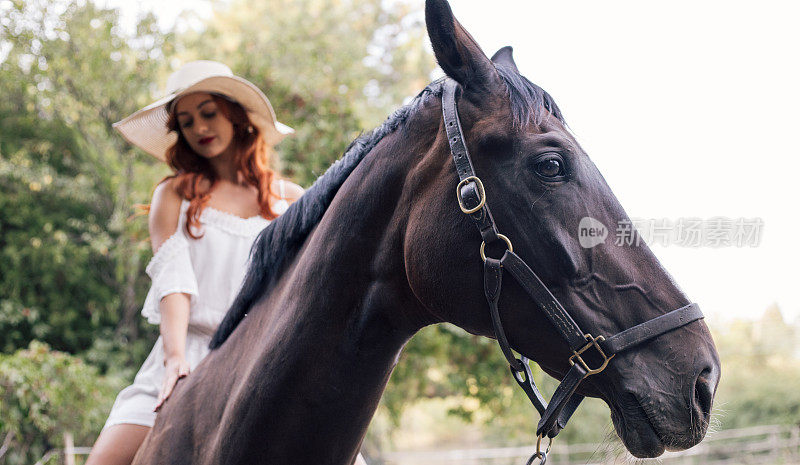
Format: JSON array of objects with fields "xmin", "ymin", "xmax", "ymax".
[
  {"xmin": 456, "ymin": 176, "xmax": 486, "ymax": 214},
  {"xmin": 569, "ymin": 334, "xmax": 614, "ymax": 376}
]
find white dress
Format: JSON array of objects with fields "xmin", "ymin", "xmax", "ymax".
[{"xmin": 103, "ymin": 192, "xmax": 288, "ymax": 429}]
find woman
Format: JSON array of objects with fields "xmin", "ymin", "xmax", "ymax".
[{"xmin": 86, "ymin": 60, "xmax": 304, "ymax": 465}]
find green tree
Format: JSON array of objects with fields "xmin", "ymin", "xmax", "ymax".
[
  {"xmin": 0, "ymin": 341, "xmax": 124, "ymax": 465},
  {"xmin": 712, "ymin": 305, "xmax": 800, "ymax": 429},
  {"xmin": 0, "ymin": 0, "xmax": 170, "ymax": 368},
  {"xmin": 177, "ymin": 0, "xmax": 433, "ymax": 185}
]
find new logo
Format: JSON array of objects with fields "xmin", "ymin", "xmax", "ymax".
[{"xmin": 578, "ymin": 217, "xmax": 608, "ymax": 248}]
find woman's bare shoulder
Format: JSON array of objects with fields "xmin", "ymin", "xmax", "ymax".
[
  {"xmin": 272, "ymin": 178, "xmax": 305, "ymax": 201},
  {"xmin": 149, "ymin": 178, "xmax": 183, "ymax": 253}
]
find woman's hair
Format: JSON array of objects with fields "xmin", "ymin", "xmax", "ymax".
[{"xmin": 159, "ymin": 94, "xmax": 280, "ymax": 238}]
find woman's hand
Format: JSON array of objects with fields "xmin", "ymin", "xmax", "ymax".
[{"xmin": 155, "ymin": 355, "xmax": 191, "ymax": 412}]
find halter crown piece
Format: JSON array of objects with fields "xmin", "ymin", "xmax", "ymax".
[{"xmin": 441, "ymin": 79, "xmax": 704, "ymax": 464}]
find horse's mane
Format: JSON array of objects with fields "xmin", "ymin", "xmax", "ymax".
[
  {"xmin": 209, "ymin": 68, "xmax": 564, "ymax": 349},
  {"xmin": 208, "ymin": 83, "xmax": 443, "ymax": 349}
]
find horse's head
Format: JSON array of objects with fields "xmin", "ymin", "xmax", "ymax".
[{"xmin": 404, "ymin": 0, "xmax": 720, "ymax": 458}]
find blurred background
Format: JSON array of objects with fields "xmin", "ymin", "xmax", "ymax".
[{"xmin": 1, "ymin": 0, "xmax": 798, "ymax": 464}]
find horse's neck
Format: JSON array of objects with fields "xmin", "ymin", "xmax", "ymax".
[{"xmin": 214, "ymin": 130, "xmax": 430, "ymax": 463}]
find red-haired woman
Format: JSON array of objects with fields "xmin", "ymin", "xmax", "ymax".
[{"xmin": 86, "ymin": 61, "xmax": 304, "ymax": 465}]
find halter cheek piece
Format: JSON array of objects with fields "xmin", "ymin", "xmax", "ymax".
[{"xmin": 441, "ymin": 79, "xmax": 703, "ymax": 459}]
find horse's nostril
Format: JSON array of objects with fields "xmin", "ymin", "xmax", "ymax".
[{"xmin": 694, "ymin": 367, "xmax": 714, "ymax": 418}]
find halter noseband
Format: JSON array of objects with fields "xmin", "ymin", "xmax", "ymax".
[{"xmin": 441, "ymin": 79, "xmax": 703, "ymax": 458}]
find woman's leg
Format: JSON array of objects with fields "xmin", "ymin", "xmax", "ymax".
[{"xmin": 84, "ymin": 424, "xmax": 150, "ymax": 465}]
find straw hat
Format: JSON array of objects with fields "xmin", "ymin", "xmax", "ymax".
[{"xmin": 113, "ymin": 60, "xmax": 294, "ymax": 160}]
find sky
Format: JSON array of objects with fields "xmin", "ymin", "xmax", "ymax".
[{"xmin": 100, "ymin": 0, "xmax": 799, "ymax": 324}]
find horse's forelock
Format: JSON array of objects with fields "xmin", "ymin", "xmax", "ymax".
[{"xmin": 494, "ymin": 65, "xmax": 566, "ymax": 129}]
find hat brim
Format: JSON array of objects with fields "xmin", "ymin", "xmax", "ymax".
[{"xmin": 113, "ymin": 75, "xmax": 294, "ymax": 161}]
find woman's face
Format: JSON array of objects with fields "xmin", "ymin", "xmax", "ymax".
[{"xmin": 174, "ymin": 92, "xmax": 235, "ymax": 159}]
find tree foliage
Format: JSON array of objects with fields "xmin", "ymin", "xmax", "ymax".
[
  {"xmin": 0, "ymin": 341, "xmax": 124, "ymax": 465},
  {"xmin": 712, "ymin": 305, "xmax": 800, "ymax": 429},
  {"xmin": 0, "ymin": 0, "xmax": 433, "ymax": 363},
  {"xmin": 176, "ymin": 0, "xmax": 432, "ymax": 185},
  {"xmin": 0, "ymin": 0, "xmax": 176, "ymax": 365}
]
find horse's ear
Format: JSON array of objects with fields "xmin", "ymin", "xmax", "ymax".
[
  {"xmin": 490, "ymin": 46, "xmax": 519, "ymax": 73},
  {"xmin": 425, "ymin": 0, "xmax": 497, "ymax": 90}
]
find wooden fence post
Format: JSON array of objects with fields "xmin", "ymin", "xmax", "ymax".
[{"xmin": 63, "ymin": 432, "xmax": 75, "ymax": 465}]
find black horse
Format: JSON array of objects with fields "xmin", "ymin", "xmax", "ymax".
[{"xmin": 133, "ymin": 1, "xmax": 720, "ymax": 463}]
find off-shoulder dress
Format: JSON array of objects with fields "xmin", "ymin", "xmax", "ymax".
[{"xmin": 103, "ymin": 193, "xmax": 287, "ymax": 429}]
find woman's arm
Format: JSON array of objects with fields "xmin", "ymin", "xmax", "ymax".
[
  {"xmin": 148, "ymin": 179, "xmax": 192, "ymax": 410},
  {"xmin": 155, "ymin": 293, "xmax": 190, "ymax": 410}
]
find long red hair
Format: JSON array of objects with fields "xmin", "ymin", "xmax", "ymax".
[{"xmin": 160, "ymin": 94, "xmax": 280, "ymax": 238}]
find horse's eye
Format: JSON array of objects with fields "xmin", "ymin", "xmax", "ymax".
[{"xmin": 534, "ymin": 155, "xmax": 565, "ymax": 179}]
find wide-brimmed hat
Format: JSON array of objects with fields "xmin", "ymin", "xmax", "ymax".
[{"xmin": 113, "ymin": 60, "xmax": 294, "ymax": 160}]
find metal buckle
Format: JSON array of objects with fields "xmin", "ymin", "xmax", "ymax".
[
  {"xmin": 480, "ymin": 233, "xmax": 513, "ymax": 262},
  {"xmin": 569, "ymin": 334, "xmax": 614, "ymax": 376},
  {"xmin": 456, "ymin": 176, "xmax": 486, "ymax": 214}
]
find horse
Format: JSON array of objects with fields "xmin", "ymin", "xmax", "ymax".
[{"xmin": 132, "ymin": 1, "xmax": 720, "ymax": 463}]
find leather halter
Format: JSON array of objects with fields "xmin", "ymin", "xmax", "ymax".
[{"xmin": 441, "ymin": 79, "xmax": 704, "ymax": 443}]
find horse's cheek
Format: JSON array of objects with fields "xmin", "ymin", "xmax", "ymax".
[{"xmin": 403, "ymin": 204, "xmax": 488, "ymax": 332}]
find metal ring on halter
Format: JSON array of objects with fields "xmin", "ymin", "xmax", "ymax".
[
  {"xmin": 525, "ymin": 451, "xmax": 546, "ymax": 465},
  {"xmin": 480, "ymin": 233, "xmax": 513, "ymax": 262}
]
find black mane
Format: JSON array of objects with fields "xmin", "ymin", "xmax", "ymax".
[
  {"xmin": 209, "ymin": 85, "xmax": 441, "ymax": 349},
  {"xmin": 209, "ymin": 69, "xmax": 563, "ymax": 349}
]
